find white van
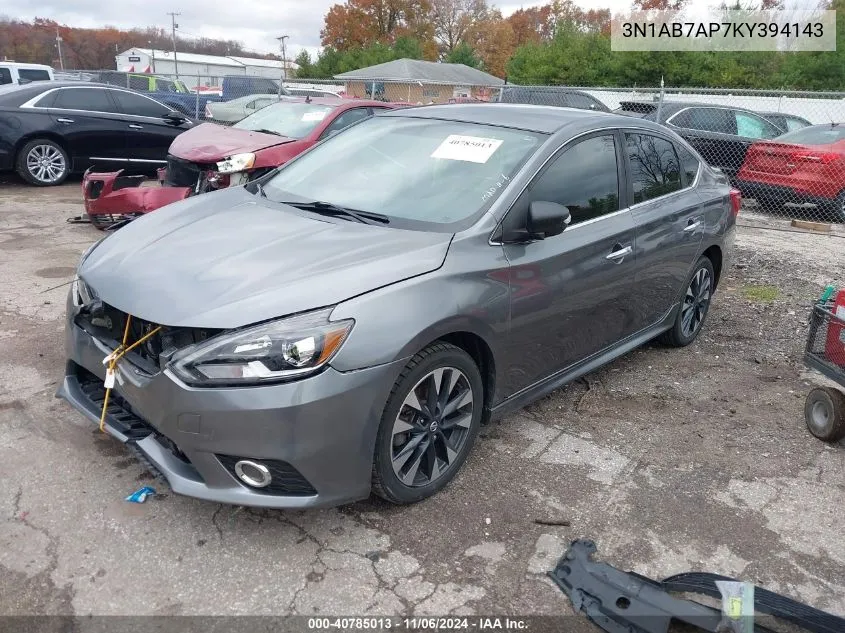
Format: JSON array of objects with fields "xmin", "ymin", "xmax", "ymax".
[{"xmin": 0, "ymin": 62, "xmax": 55, "ymax": 86}]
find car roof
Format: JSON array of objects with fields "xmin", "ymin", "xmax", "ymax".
[
  {"xmin": 263, "ymin": 96, "xmax": 399, "ymax": 109},
  {"xmin": 380, "ymin": 103, "xmax": 648, "ymax": 134},
  {"xmin": 0, "ymin": 81, "xmax": 165, "ymax": 106},
  {"xmin": 759, "ymin": 111, "xmax": 808, "ymax": 120}
]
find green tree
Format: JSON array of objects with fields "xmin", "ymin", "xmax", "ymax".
[
  {"xmin": 392, "ymin": 35, "xmax": 424, "ymax": 59},
  {"xmin": 294, "ymin": 50, "xmax": 314, "ymax": 78},
  {"xmin": 445, "ymin": 42, "xmax": 481, "ymax": 67}
]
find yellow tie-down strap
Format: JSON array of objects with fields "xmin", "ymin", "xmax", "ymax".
[{"xmin": 99, "ymin": 315, "xmax": 161, "ymax": 433}]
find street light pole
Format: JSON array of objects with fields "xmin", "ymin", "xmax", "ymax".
[
  {"xmin": 55, "ymin": 28, "xmax": 64, "ymax": 70},
  {"xmin": 148, "ymin": 41, "xmax": 156, "ymax": 73},
  {"xmin": 276, "ymin": 35, "xmax": 289, "ymax": 98},
  {"xmin": 168, "ymin": 12, "xmax": 181, "ymax": 77}
]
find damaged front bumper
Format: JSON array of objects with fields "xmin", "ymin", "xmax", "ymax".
[
  {"xmin": 82, "ymin": 169, "xmax": 192, "ymax": 230},
  {"xmin": 56, "ymin": 289, "xmax": 402, "ymax": 509}
]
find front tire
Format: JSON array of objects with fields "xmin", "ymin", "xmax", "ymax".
[
  {"xmin": 659, "ymin": 256, "xmax": 715, "ymax": 347},
  {"xmin": 16, "ymin": 138, "xmax": 70, "ymax": 186},
  {"xmin": 372, "ymin": 342, "xmax": 483, "ymax": 504}
]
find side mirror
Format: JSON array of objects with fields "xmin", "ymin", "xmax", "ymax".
[{"xmin": 527, "ymin": 201, "xmax": 571, "ymax": 239}]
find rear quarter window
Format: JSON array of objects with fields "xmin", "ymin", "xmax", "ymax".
[{"xmin": 18, "ymin": 69, "xmax": 51, "ymax": 82}]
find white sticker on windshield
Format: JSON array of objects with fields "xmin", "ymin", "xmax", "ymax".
[
  {"xmin": 302, "ymin": 110, "xmax": 328, "ymax": 122},
  {"xmin": 431, "ymin": 135, "xmax": 503, "ymax": 163}
]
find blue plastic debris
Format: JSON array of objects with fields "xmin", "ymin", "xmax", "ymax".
[{"xmin": 125, "ymin": 486, "xmax": 156, "ymax": 503}]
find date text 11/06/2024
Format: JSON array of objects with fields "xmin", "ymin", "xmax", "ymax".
[{"xmin": 307, "ymin": 617, "xmax": 530, "ymax": 630}]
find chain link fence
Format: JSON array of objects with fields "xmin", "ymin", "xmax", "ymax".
[
  {"xmin": 499, "ymin": 85, "xmax": 845, "ymax": 225},
  {"xmin": 54, "ymin": 69, "xmax": 844, "ymax": 224},
  {"xmin": 56, "ymin": 69, "xmax": 348, "ymax": 123}
]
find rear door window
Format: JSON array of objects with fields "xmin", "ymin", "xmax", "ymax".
[
  {"xmin": 625, "ymin": 133, "xmax": 682, "ymax": 203},
  {"xmin": 111, "ymin": 90, "xmax": 171, "ymax": 117},
  {"xmin": 54, "ymin": 88, "xmax": 117, "ymax": 113},
  {"xmin": 672, "ymin": 108, "xmax": 734, "ymax": 135},
  {"xmin": 0, "ymin": 68, "xmax": 12, "ymax": 85}
]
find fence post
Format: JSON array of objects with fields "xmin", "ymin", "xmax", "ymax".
[{"xmin": 196, "ymin": 74, "xmax": 200, "ymax": 119}]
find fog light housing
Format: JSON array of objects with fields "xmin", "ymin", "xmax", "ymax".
[{"xmin": 234, "ymin": 460, "xmax": 272, "ymax": 488}]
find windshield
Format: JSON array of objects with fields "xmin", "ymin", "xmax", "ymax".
[
  {"xmin": 235, "ymin": 102, "xmax": 335, "ymax": 138},
  {"xmin": 264, "ymin": 116, "xmax": 545, "ymax": 230},
  {"xmin": 775, "ymin": 125, "xmax": 845, "ymax": 145}
]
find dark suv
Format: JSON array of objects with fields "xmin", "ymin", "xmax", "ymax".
[{"xmin": 616, "ymin": 101, "xmax": 784, "ymax": 181}]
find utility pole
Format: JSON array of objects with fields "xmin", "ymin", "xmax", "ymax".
[
  {"xmin": 276, "ymin": 35, "xmax": 288, "ymax": 98},
  {"xmin": 55, "ymin": 28, "xmax": 64, "ymax": 70},
  {"xmin": 168, "ymin": 12, "xmax": 181, "ymax": 77},
  {"xmin": 149, "ymin": 41, "xmax": 156, "ymax": 73}
]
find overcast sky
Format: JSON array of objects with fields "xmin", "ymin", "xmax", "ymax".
[{"xmin": 3, "ymin": 0, "xmax": 635, "ymax": 59}]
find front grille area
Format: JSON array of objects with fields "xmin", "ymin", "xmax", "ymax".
[
  {"xmin": 74, "ymin": 301, "xmax": 221, "ymax": 371},
  {"xmin": 165, "ymin": 155, "xmax": 210, "ymax": 187},
  {"xmin": 216, "ymin": 455, "xmax": 318, "ymax": 496}
]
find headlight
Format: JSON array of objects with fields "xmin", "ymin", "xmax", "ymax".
[
  {"xmin": 216, "ymin": 152, "xmax": 255, "ymax": 174},
  {"xmin": 169, "ymin": 308, "xmax": 353, "ymax": 386}
]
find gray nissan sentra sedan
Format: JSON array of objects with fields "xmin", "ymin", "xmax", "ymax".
[{"xmin": 59, "ymin": 104, "xmax": 738, "ymax": 508}]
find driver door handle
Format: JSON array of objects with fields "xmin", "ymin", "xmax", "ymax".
[
  {"xmin": 606, "ymin": 244, "xmax": 633, "ymax": 261},
  {"xmin": 56, "ymin": 117, "xmax": 74, "ymax": 123},
  {"xmin": 128, "ymin": 124, "xmax": 143, "ymax": 129}
]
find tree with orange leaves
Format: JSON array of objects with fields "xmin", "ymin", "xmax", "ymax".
[{"xmin": 321, "ymin": 0, "xmax": 433, "ymax": 51}]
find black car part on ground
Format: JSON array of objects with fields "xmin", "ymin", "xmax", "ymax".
[{"xmin": 549, "ymin": 539, "xmax": 845, "ymax": 633}]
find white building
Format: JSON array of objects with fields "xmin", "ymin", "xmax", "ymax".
[{"xmin": 115, "ymin": 48, "xmax": 298, "ymax": 83}]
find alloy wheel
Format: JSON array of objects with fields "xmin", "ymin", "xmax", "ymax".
[
  {"xmin": 391, "ymin": 366, "xmax": 475, "ymax": 487},
  {"xmin": 26, "ymin": 145, "xmax": 66, "ymax": 184},
  {"xmin": 681, "ymin": 267, "xmax": 711, "ymax": 338}
]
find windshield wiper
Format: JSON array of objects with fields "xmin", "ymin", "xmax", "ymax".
[
  {"xmin": 252, "ymin": 128, "xmax": 281, "ymax": 136},
  {"xmin": 280, "ymin": 200, "xmax": 389, "ymax": 225}
]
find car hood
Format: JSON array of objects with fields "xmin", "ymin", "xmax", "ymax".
[
  {"xmin": 78, "ymin": 187, "xmax": 452, "ymax": 329},
  {"xmin": 169, "ymin": 122, "xmax": 295, "ymax": 162}
]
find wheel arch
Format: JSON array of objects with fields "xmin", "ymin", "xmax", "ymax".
[
  {"xmin": 15, "ymin": 132, "xmax": 71, "ymax": 164},
  {"xmin": 430, "ymin": 331, "xmax": 497, "ymax": 421},
  {"xmin": 392, "ymin": 317, "xmax": 501, "ymax": 414},
  {"xmin": 701, "ymin": 243, "xmax": 723, "ymax": 289}
]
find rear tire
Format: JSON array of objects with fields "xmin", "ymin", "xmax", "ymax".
[
  {"xmin": 823, "ymin": 191, "xmax": 845, "ymax": 224},
  {"xmin": 804, "ymin": 387, "xmax": 845, "ymax": 442},
  {"xmin": 659, "ymin": 256, "xmax": 715, "ymax": 347},
  {"xmin": 16, "ymin": 138, "xmax": 70, "ymax": 186},
  {"xmin": 372, "ymin": 342, "xmax": 483, "ymax": 504},
  {"xmin": 755, "ymin": 197, "xmax": 783, "ymax": 213}
]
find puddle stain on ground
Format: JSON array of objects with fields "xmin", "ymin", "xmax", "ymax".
[{"xmin": 34, "ymin": 267, "xmax": 76, "ymax": 279}]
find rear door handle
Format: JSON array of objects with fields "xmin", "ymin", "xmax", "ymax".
[
  {"xmin": 56, "ymin": 117, "xmax": 74, "ymax": 123},
  {"xmin": 606, "ymin": 245, "xmax": 633, "ymax": 261},
  {"xmin": 683, "ymin": 219, "xmax": 702, "ymax": 233},
  {"xmin": 128, "ymin": 124, "xmax": 143, "ymax": 129}
]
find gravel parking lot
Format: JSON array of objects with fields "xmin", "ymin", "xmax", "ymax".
[{"xmin": 1, "ymin": 178, "xmax": 844, "ymax": 620}]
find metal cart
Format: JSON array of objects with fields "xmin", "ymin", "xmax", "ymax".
[{"xmin": 804, "ymin": 300, "xmax": 845, "ymax": 442}]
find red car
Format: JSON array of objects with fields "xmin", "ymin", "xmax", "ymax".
[
  {"xmin": 82, "ymin": 97, "xmax": 403, "ymax": 228},
  {"xmin": 737, "ymin": 123, "xmax": 845, "ymax": 223}
]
